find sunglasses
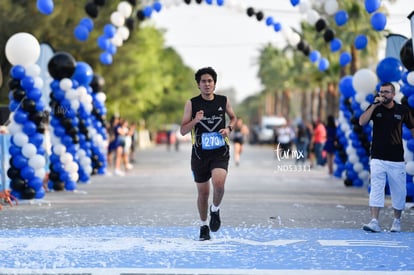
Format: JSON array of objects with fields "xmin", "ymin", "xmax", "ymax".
[{"xmin": 379, "ymin": 90, "xmax": 393, "ymax": 95}]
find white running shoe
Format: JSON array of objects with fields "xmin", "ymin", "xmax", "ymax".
[
  {"xmin": 362, "ymin": 219, "xmax": 381, "ymax": 232},
  {"xmin": 114, "ymin": 169, "xmax": 125, "ymax": 176},
  {"xmin": 390, "ymin": 219, "xmax": 401, "ymax": 232}
]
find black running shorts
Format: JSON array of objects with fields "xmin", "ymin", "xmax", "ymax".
[{"xmin": 191, "ymin": 154, "xmax": 229, "ymax": 183}]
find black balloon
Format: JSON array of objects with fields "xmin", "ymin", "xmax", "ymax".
[
  {"xmin": 344, "ymin": 179, "xmax": 353, "ymax": 187},
  {"xmin": 136, "ymin": 10, "xmax": 145, "ymax": 21},
  {"xmin": 400, "ymin": 38, "xmax": 414, "ymax": 71},
  {"xmin": 323, "ymin": 28, "xmax": 335, "ymax": 43},
  {"xmin": 48, "ymin": 52, "xmax": 76, "ymax": 80},
  {"xmin": 12, "ymin": 88, "xmax": 26, "ymax": 101},
  {"xmin": 184, "ymin": 0, "xmax": 191, "ymax": 4},
  {"xmin": 125, "ymin": 18, "xmax": 135, "ymax": 31},
  {"xmin": 7, "ymin": 167, "xmax": 21, "ymax": 179},
  {"xmin": 195, "ymin": 0, "xmax": 202, "ymax": 3},
  {"xmin": 8, "ymin": 79, "xmax": 20, "ymax": 89},
  {"xmin": 21, "ymin": 187, "xmax": 36, "ymax": 200},
  {"xmin": 126, "ymin": 0, "xmax": 136, "ymax": 6},
  {"xmin": 93, "ymin": 0, "xmax": 105, "ymax": 6},
  {"xmin": 90, "ymin": 74, "xmax": 105, "ymax": 91},
  {"xmin": 247, "ymin": 7, "xmax": 255, "ymax": 17},
  {"xmin": 29, "ymin": 111, "xmax": 45, "ymax": 125},
  {"xmin": 10, "ymin": 178, "xmax": 26, "ymax": 191},
  {"xmin": 53, "ymin": 181, "xmax": 65, "ymax": 191},
  {"xmin": 22, "ymin": 98, "xmax": 37, "ymax": 113},
  {"xmin": 315, "ymin": 18, "xmax": 327, "ymax": 32},
  {"xmin": 256, "ymin": 11, "xmax": 264, "ymax": 21},
  {"xmin": 85, "ymin": 2, "xmax": 98, "ymax": 18}
]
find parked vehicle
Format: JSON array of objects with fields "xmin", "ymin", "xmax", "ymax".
[{"xmin": 250, "ymin": 116, "xmax": 287, "ymax": 144}]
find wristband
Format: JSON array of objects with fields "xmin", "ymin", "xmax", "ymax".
[{"xmin": 227, "ymin": 125, "xmax": 233, "ymax": 132}]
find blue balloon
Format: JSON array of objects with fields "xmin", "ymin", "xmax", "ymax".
[
  {"xmin": 401, "ymin": 84, "xmax": 414, "ymax": 97},
  {"xmin": 14, "ymin": 110, "xmax": 28, "ymax": 124},
  {"xmin": 97, "ymin": 35, "xmax": 110, "ymax": 51},
  {"xmin": 339, "ymin": 52, "xmax": 352, "ymax": 67},
  {"xmin": 339, "ymin": 75, "xmax": 356, "ymax": 98},
  {"xmin": 12, "ymin": 154, "xmax": 28, "ymax": 169},
  {"xmin": 309, "ymin": 50, "xmax": 320, "ymax": 63},
  {"xmin": 27, "ymin": 87, "xmax": 42, "ymax": 101},
  {"xmin": 354, "ymin": 34, "xmax": 368, "ymax": 50},
  {"xmin": 23, "ymin": 121, "xmax": 37, "ymax": 136},
  {"xmin": 21, "ymin": 165, "xmax": 36, "ymax": 181},
  {"xmin": 72, "ymin": 62, "xmax": 94, "ymax": 85},
  {"xmin": 318, "ymin": 58, "xmax": 329, "ymax": 71},
  {"xmin": 365, "ymin": 0, "xmax": 381, "ymax": 13},
  {"xmin": 36, "ymin": 0, "xmax": 54, "ymax": 15},
  {"xmin": 74, "ymin": 25, "xmax": 89, "ymax": 41},
  {"xmin": 205, "ymin": 0, "xmax": 213, "ymax": 4},
  {"xmin": 21, "ymin": 76, "xmax": 35, "ymax": 90},
  {"xmin": 371, "ymin": 12, "xmax": 387, "ymax": 31},
  {"xmin": 28, "ymin": 177, "xmax": 43, "ymax": 190},
  {"xmin": 334, "ymin": 10, "xmax": 348, "ymax": 26},
  {"xmin": 330, "ymin": 38, "xmax": 342, "ymax": 52},
  {"xmin": 79, "ymin": 17, "xmax": 94, "ymax": 32},
  {"xmin": 273, "ymin": 22, "xmax": 281, "ymax": 32},
  {"xmin": 153, "ymin": 2, "xmax": 162, "ymax": 12},
  {"xmin": 143, "ymin": 6, "xmax": 153, "ymax": 17},
  {"xmin": 290, "ymin": 0, "xmax": 300, "ymax": 6},
  {"xmin": 265, "ymin": 16, "xmax": 274, "ymax": 26},
  {"xmin": 10, "ymin": 65, "xmax": 26, "ymax": 80},
  {"xmin": 29, "ymin": 133, "xmax": 44, "ymax": 147},
  {"xmin": 103, "ymin": 24, "xmax": 117, "ymax": 38},
  {"xmin": 403, "ymin": 126, "xmax": 412, "ymax": 140},
  {"xmin": 407, "ymin": 138, "xmax": 414, "ymax": 151},
  {"xmin": 100, "ymin": 52, "xmax": 113, "ymax": 65},
  {"xmin": 217, "ymin": 0, "xmax": 224, "ymax": 6},
  {"xmin": 35, "ymin": 187, "xmax": 46, "ymax": 199},
  {"xmin": 9, "ymin": 144, "xmax": 21, "ymax": 156},
  {"xmin": 376, "ymin": 57, "xmax": 403, "ymax": 83}
]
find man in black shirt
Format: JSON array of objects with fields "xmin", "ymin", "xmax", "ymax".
[
  {"xmin": 180, "ymin": 67, "xmax": 237, "ymax": 240},
  {"xmin": 359, "ymin": 82, "xmax": 414, "ymax": 232}
]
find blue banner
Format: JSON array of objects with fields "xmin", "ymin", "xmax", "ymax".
[{"xmin": 0, "ymin": 134, "xmax": 11, "ymax": 191}]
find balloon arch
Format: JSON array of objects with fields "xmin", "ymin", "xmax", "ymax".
[{"xmin": 2, "ymin": 0, "xmax": 414, "ymax": 201}]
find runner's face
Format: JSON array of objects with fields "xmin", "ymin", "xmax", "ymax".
[{"xmin": 198, "ymin": 74, "xmax": 215, "ymax": 95}]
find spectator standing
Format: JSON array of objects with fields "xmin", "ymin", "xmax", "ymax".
[{"xmin": 312, "ymin": 119, "xmax": 327, "ymax": 167}]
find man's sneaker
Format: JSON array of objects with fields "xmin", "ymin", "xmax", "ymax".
[
  {"xmin": 390, "ymin": 219, "xmax": 401, "ymax": 232},
  {"xmin": 209, "ymin": 207, "xmax": 221, "ymax": 232},
  {"xmin": 199, "ymin": 225, "xmax": 210, "ymax": 241},
  {"xmin": 362, "ymin": 219, "xmax": 381, "ymax": 232}
]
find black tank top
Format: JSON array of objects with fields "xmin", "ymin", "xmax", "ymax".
[{"xmin": 191, "ymin": 94, "xmax": 229, "ymax": 159}]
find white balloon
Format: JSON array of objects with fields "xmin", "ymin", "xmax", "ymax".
[
  {"xmin": 117, "ymin": 1, "xmax": 133, "ymax": 17},
  {"xmin": 34, "ymin": 76, "xmax": 44, "ymax": 89},
  {"xmin": 110, "ymin": 11, "xmax": 125, "ymax": 27},
  {"xmin": 70, "ymin": 99, "xmax": 80, "ymax": 110},
  {"xmin": 13, "ymin": 132, "xmax": 29, "ymax": 147},
  {"xmin": 5, "ymin": 32, "xmax": 40, "ymax": 66},
  {"xmin": 53, "ymin": 144, "xmax": 66, "ymax": 155},
  {"xmin": 96, "ymin": 92, "xmax": 107, "ymax": 103},
  {"xmin": 70, "ymin": 172, "xmax": 79, "ymax": 182},
  {"xmin": 22, "ymin": 143, "xmax": 37, "ymax": 158},
  {"xmin": 34, "ymin": 168, "xmax": 46, "ymax": 180},
  {"xmin": 59, "ymin": 78, "xmax": 73, "ymax": 91},
  {"xmin": 25, "ymin": 64, "xmax": 41, "ymax": 77},
  {"xmin": 354, "ymin": 93, "xmax": 366, "ymax": 104},
  {"xmin": 406, "ymin": 161, "xmax": 414, "ymax": 175},
  {"xmin": 307, "ymin": 9, "xmax": 320, "ymax": 25},
  {"xmin": 358, "ymin": 170, "xmax": 370, "ymax": 181},
  {"xmin": 360, "ymin": 101, "xmax": 370, "ymax": 111},
  {"xmin": 60, "ymin": 152, "xmax": 73, "ymax": 164},
  {"xmin": 353, "ymin": 162, "xmax": 363, "ymax": 173},
  {"xmin": 8, "ymin": 122, "xmax": 22, "ymax": 135},
  {"xmin": 348, "ymin": 153, "xmax": 359, "ymax": 164},
  {"xmin": 407, "ymin": 72, "xmax": 414, "ymax": 86},
  {"xmin": 299, "ymin": 0, "xmax": 310, "ymax": 13},
  {"xmin": 117, "ymin": 26, "xmax": 130, "ymax": 41},
  {"xmin": 353, "ymin": 68, "xmax": 377, "ymax": 94},
  {"xmin": 29, "ymin": 154, "xmax": 46, "ymax": 169},
  {"xmin": 324, "ymin": 0, "xmax": 339, "ymax": 15}
]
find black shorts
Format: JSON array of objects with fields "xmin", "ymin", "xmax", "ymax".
[{"xmin": 191, "ymin": 153, "xmax": 229, "ymax": 183}]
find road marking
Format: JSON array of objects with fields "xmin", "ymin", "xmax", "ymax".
[{"xmin": 318, "ymin": 240, "xmax": 408, "ymax": 248}]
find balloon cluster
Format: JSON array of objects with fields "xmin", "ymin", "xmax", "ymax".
[
  {"xmin": 399, "ymin": 39, "xmax": 414, "ymax": 201},
  {"xmin": 288, "ymin": 0, "xmax": 388, "ymax": 71},
  {"xmin": 5, "ymin": 33, "xmax": 47, "ymax": 200},
  {"xmin": 89, "ymin": 75, "xmax": 108, "ymax": 175},
  {"xmin": 98, "ymin": 1, "xmax": 135, "ymax": 65}
]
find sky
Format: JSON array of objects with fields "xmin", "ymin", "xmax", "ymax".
[{"xmin": 149, "ymin": 0, "xmax": 414, "ymax": 102}]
